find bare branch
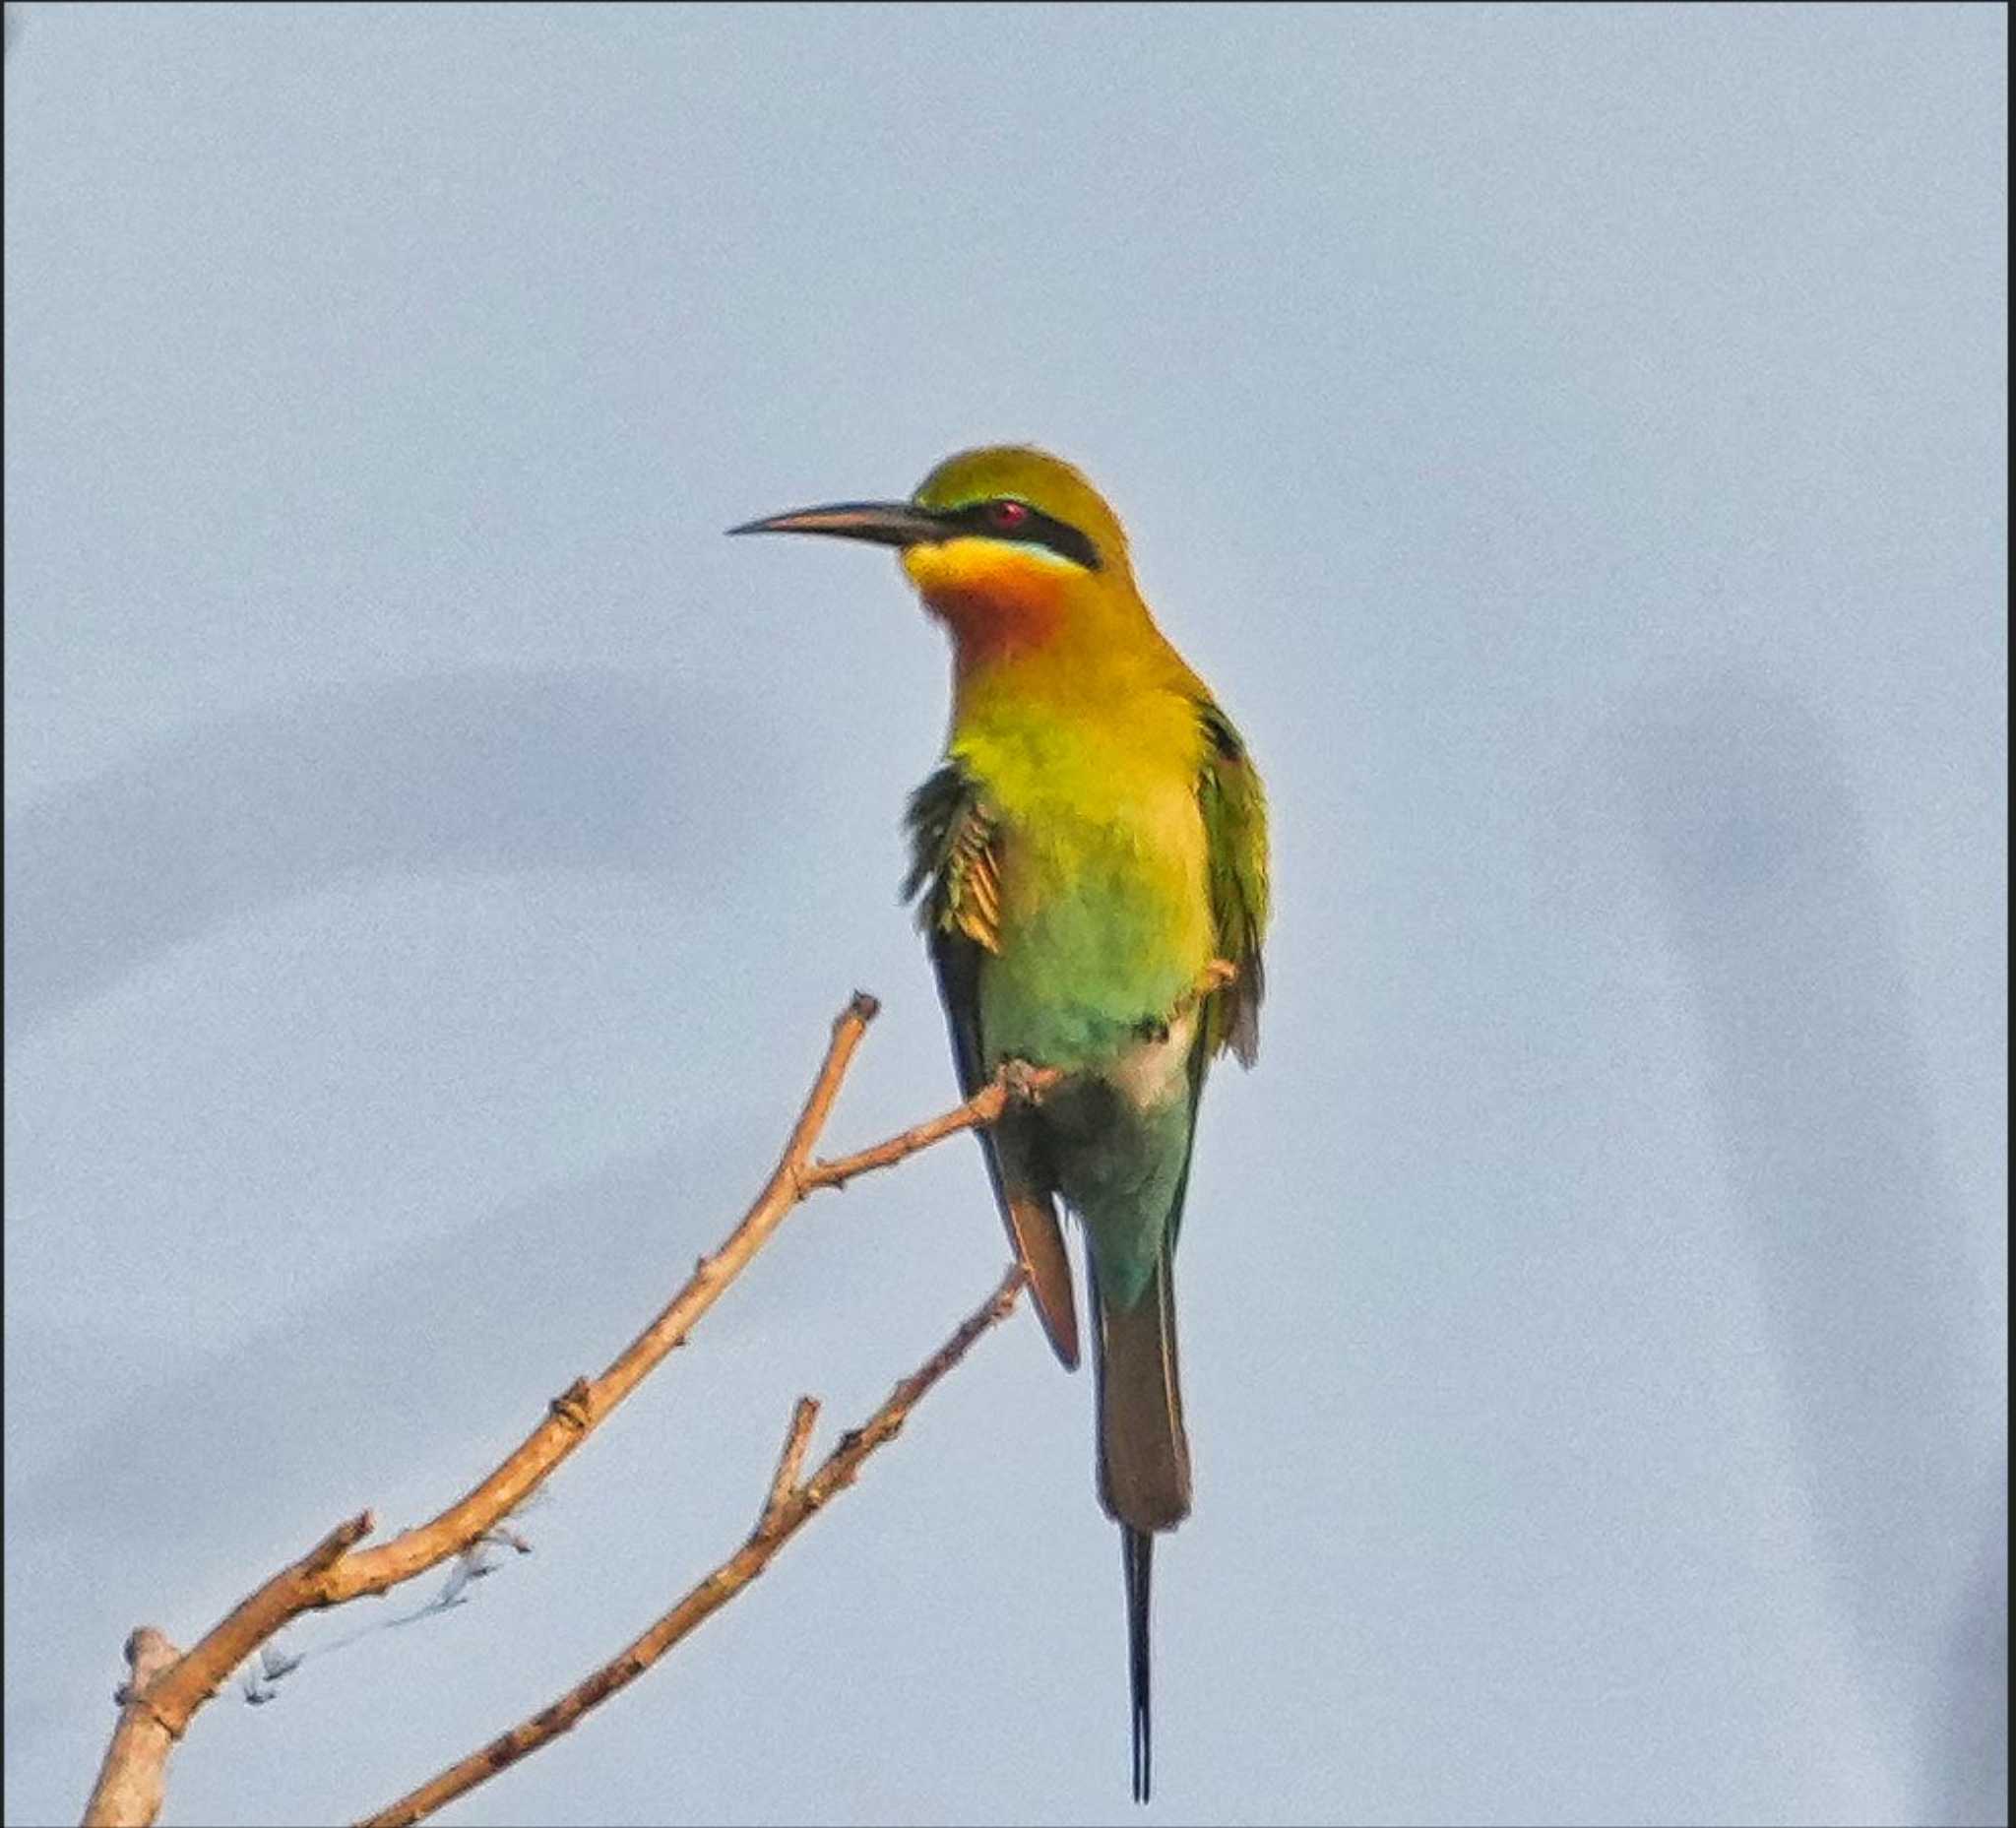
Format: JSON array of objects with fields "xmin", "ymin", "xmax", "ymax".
[
  {"xmin": 82, "ymin": 1504, "xmax": 373, "ymax": 1826},
  {"xmin": 355, "ymin": 1265, "xmax": 1028, "ymax": 1828},
  {"xmin": 757, "ymin": 1397, "xmax": 821, "ymax": 1535},
  {"xmin": 79, "ymin": 1631, "xmax": 184, "ymax": 1828},
  {"xmin": 804, "ymin": 1063, "xmax": 1061, "ymax": 1190},
  {"xmin": 83, "ymin": 995, "xmax": 1053, "ymax": 1827},
  {"xmin": 319, "ymin": 991, "xmax": 886, "ymax": 1606}
]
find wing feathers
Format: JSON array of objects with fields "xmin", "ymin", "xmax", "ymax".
[
  {"xmin": 909, "ymin": 763, "xmax": 1080, "ymax": 1366},
  {"xmin": 1196, "ymin": 701, "xmax": 1269, "ymax": 1066}
]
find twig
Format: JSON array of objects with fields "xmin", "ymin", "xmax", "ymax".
[
  {"xmin": 355, "ymin": 1265, "xmax": 1028, "ymax": 1828},
  {"xmin": 803, "ymin": 1063, "xmax": 1060, "ymax": 1189},
  {"xmin": 757, "ymin": 1398, "xmax": 821, "ymax": 1536},
  {"xmin": 83, "ymin": 995, "xmax": 1050, "ymax": 1828}
]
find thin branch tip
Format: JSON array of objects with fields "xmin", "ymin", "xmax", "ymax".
[
  {"xmin": 312, "ymin": 1511, "xmax": 376, "ymax": 1568},
  {"xmin": 758, "ymin": 1398, "xmax": 822, "ymax": 1531}
]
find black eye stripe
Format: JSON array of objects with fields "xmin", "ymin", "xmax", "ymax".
[{"xmin": 942, "ymin": 500, "xmax": 1102, "ymax": 572}]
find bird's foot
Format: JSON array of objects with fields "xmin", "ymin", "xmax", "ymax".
[
  {"xmin": 1195, "ymin": 957, "xmax": 1239, "ymax": 998},
  {"xmin": 1153, "ymin": 963, "xmax": 1241, "ymax": 1040},
  {"xmin": 998, "ymin": 1057, "xmax": 1061, "ymax": 1107}
]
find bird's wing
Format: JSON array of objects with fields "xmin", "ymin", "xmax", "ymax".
[
  {"xmin": 905, "ymin": 764, "xmax": 1081, "ymax": 1366},
  {"xmin": 1196, "ymin": 700, "xmax": 1270, "ymax": 1066}
]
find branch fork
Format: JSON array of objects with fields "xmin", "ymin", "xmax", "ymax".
[
  {"xmin": 357, "ymin": 1263, "xmax": 1026, "ymax": 1828},
  {"xmin": 84, "ymin": 994, "xmax": 1040, "ymax": 1828}
]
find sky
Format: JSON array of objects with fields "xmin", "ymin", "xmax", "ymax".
[{"xmin": 4, "ymin": 5, "xmax": 2007, "ymax": 1825}]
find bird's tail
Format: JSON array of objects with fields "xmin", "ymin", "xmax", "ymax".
[
  {"xmin": 1092, "ymin": 1257, "xmax": 1191, "ymax": 1803},
  {"xmin": 1122, "ymin": 1526, "xmax": 1154, "ymax": 1804}
]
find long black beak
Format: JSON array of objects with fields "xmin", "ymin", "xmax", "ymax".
[{"xmin": 725, "ymin": 501, "xmax": 950, "ymax": 548}]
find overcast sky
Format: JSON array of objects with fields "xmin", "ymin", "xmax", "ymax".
[{"xmin": 5, "ymin": 6, "xmax": 2006, "ymax": 1825}]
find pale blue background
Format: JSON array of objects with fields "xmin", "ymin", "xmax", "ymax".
[{"xmin": 5, "ymin": 5, "xmax": 2006, "ymax": 1825}]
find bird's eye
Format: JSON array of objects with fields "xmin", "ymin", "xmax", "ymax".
[{"xmin": 985, "ymin": 498, "xmax": 1031, "ymax": 532}]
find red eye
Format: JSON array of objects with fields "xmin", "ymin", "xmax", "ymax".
[{"xmin": 986, "ymin": 498, "xmax": 1031, "ymax": 531}]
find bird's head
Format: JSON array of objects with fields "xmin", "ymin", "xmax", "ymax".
[{"xmin": 730, "ymin": 445, "xmax": 1141, "ymax": 672}]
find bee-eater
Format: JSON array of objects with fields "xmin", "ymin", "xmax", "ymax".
[{"xmin": 731, "ymin": 446, "xmax": 1269, "ymax": 1802}]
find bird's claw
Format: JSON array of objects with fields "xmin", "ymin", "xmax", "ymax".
[
  {"xmin": 1158, "ymin": 959, "xmax": 1238, "ymax": 1029},
  {"xmin": 998, "ymin": 1058, "xmax": 1055, "ymax": 1106}
]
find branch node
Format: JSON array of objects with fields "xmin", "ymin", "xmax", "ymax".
[
  {"xmin": 548, "ymin": 1380, "xmax": 593, "ymax": 1432},
  {"xmin": 112, "ymin": 1628, "xmax": 181, "ymax": 1709}
]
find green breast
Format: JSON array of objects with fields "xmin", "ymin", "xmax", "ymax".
[{"xmin": 976, "ymin": 789, "xmax": 1212, "ymax": 1075}]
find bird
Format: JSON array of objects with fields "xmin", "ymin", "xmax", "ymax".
[{"xmin": 730, "ymin": 445, "xmax": 1268, "ymax": 1802}]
